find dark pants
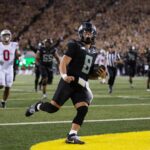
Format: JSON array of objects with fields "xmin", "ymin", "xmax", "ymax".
[{"xmin": 107, "ymin": 66, "xmax": 117, "ymax": 86}]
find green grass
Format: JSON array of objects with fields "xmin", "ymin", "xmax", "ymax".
[{"xmin": 0, "ymin": 75, "xmax": 150, "ymax": 150}]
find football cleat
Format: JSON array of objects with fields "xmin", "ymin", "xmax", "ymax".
[
  {"xmin": 65, "ymin": 134, "xmax": 85, "ymax": 144},
  {"xmin": 25, "ymin": 101, "xmax": 42, "ymax": 117},
  {"xmin": 147, "ymin": 89, "xmax": 150, "ymax": 92},
  {"xmin": 108, "ymin": 85, "xmax": 112, "ymax": 94}
]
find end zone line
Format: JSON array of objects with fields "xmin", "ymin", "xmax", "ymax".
[{"xmin": 0, "ymin": 117, "xmax": 150, "ymax": 126}]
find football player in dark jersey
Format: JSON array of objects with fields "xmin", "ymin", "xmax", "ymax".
[
  {"xmin": 145, "ymin": 48, "xmax": 150, "ymax": 91},
  {"xmin": 125, "ymin": 46, "xmax": 138, "ymax": 88},
  {"xmin": 27, "ymin": 40, "xmax": 44, "ymax": 92},
  {"xmin": 25, "ymin": 22, "xmax": 106, "ymax": 144},
  {"xmin": 36, "ymin": 38, "xmax": 60, "ymax": 98}
]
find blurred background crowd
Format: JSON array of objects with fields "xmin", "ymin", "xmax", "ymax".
[{"xmin": 0, "ymin": 0, "xmax": 150, "ymax": 75}]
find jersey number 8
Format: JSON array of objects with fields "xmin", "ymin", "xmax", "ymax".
[{"xmin": 82, "ymin": 55, "xmax": 93, "ymax": 74}]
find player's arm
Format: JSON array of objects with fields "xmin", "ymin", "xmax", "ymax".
[
  {"xmin": 115, "ymin": 53, "xmax": 123, "ymax": 64},
  {"xmin": 54, "ymin": 51, "xmax": 60, "ymax": 65},
  {"xmin": 15, "ymin": 43, "xmax": 21, "ymax": 58},
  {"xmin": 35, "ymin": 50, "xmax": 40, "ymax": 64},
  {"xmin": 15, "ymin": 49, "xmax": 21, "ymax": 58},
  {"xmin": 59, "ymin": 55, "xmax": 75, "ymax": 83}
]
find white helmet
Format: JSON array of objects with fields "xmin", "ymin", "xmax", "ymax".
[
  {"xmin": 100, "ymin": 49, "xmax": 106, "ymax": 55},
  {"xmin": 0, "ymin": 29, "xmax": 12, "ymax": 43}
]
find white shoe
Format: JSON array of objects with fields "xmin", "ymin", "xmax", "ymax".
[{"xmin": 146, "ymin": 89, "xmax": 150, "ymax": 92}]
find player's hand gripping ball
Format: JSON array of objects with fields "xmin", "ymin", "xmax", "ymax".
[{"xmin": 89, "ymin": 64, "xmax": 107, "ymax": 79}]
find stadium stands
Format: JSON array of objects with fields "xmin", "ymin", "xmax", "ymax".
[{"xmin": 0, "ymin": 0, "xmax": 149, "ymax": 51}]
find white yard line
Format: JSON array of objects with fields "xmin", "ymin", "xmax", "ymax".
[
  {"xmin": 0, "ymin": 117, "xmax": 150, "ymax": 126},
  {"xmin": 8, "ymin": 95, "xmax": 150, "ymax": 100},
  {"xmin": 3, "ymin": 103, "xmax": 150, "ymax": 110}
]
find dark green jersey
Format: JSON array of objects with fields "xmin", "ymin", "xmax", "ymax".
[
  {"xmin": 39, "ymin": 47, "xmax": 56, "ymax": 67},
  {"xmin": 65, "ymin": 40, "xmax": 97, "ymax": 81}
]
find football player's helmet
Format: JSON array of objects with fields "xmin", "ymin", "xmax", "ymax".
[
  {"xmin": 78, "ymin": 22, "xmax": 96, "ymax": 44},
  {"xmin": 43, "ymin": 38, "xmax": 53, "ymax": 48},
  {"xmin": 100, "ymin": 49, "xmax": 106, "ymax": 56},
  {"xmin": 0, "ymin": 29, "xmax": 12, "ymax": 43}
]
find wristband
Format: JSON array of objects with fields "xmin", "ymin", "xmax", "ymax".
[{"xmin": 61, "ymin": 74, "xmax": 67, "ymax": 79}]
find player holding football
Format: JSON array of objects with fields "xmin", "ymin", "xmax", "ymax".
[
  {"xmin": 0, "ymin": 29, "xmax": 20, "ymax": 108},
  {"xmin": 25, "ymin": 22, "xmax": 106, "ymax": 144}
]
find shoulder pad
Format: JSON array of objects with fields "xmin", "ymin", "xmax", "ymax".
[
  {"xmin": 11, "ymin": 42, "xmax": 19, "ymax": 49},
  {"xmin": 67, "ymin": 39, "xmax": 82, "ymax": 48}
]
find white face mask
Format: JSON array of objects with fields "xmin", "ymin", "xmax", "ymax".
[
  {"xmin": 5, "ymin": 36, "xmax": 10, "ymax": 41},
  {"xmin": 1, "ymin": 34, "xmax": 11, "ymax": 43}
]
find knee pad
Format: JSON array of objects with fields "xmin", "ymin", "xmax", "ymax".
[
  {"xmin": 40, "ymin": 102, "xmax": 59, "ymax": 113},
  {"xmin": 73, "ymin": 106, "xmax": 88, "ymax": 126}
]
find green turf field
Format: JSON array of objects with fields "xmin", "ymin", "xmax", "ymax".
[{"xmin": 0, "ymin": 75, "xmax": 150, "ymax": 150}]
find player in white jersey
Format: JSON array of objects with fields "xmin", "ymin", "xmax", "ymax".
[
  {"xmin": 0, "ymin": 29, "xmax": 20, "ymax": 108},
  {"xmin": 95, "ymin": 49, "xmax": 107, "ymax": 83}
]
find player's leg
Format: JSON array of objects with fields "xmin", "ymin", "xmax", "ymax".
[
  {"xmin": 0, "ymin": 70, "xmax": 6, "ymax": 108},
  {"xmin": 0, "ymin": 70, "xmax": 5, "ymax": 88},
  {"xmin": 107, "ymin": 67, "xmax": 116, "ymax": 93},
  {"xmin": 66, "ymin": 102, "xmax": 88, "ymax": 144},
  {"xmin": 2, "ymin": 87, "xmax": 10, "ymax": 108},
  {"xmin": 147, "ymin": 70, "xmax": 150, "ymax": 91},
  {"xmin": 34, "ymin": 65, "xmax": 40, "ymax": 92},
  {"xmin": 128, "ymin": 67, "xmax": 133, "ymax": 87},
  {"xmin": 2, "ymin": 70, "xmax": 13, "ymax": 108},
  {"xmin": 13, "ymin": 67, "xmax": 16, "ymax": 81},
  {"xmin": 129, "ymin": 76, "xmax": 132, "ymax": 84},
  {"xmin": 66, "ymin": 86, "xmax": 93, "ymax": 144},
  {"xmin": 47, "ymin": 70, "xmax": 53, "ymax": 85},
  {"xmin": 38, "ymin": 77, "xmax": 42, "ymax": 91},
  {"xmin": 25, "ymin": 78, "xmax": 72, "ymax": 116},
  {"xmin": 107, "ymin": 66, "xmax": 113, "ymax": 93},
  {"xmin": 128, "ymin": 66, "xmax": 135, "ymax": 88},
  {"xmin": 40, "ymin": 66, "xmax": 48, "ymax": 98},
  {"xmin": 111, "ymin": 68, "xmax": 117, "ymax": 86},
  {"xmin": 0, "ymin": 85, "xmax": 5, "ymax": 108},
  {"xmin": 42, "ymin": 76, "xmax": 48, "ymax": 98}
]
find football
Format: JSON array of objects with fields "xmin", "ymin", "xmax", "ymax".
[{"xmin": 89, "ymin": 64, "xmax": 106, "ymax": 79}]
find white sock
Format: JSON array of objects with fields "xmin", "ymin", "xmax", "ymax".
[
  {"xmin": 43, "ymin": 94, "xmax": 47, "ymax": 97},
  {"xmin": 1, "ymin": 100, "xmax": 5, "ymax": 103},
  {"xmin": 69, "ymin": 130, "xmax": 77, "ymax": 135},
  {"xmin": 37, "ymin": 103, "xmax": 42, "ymax": 111}
]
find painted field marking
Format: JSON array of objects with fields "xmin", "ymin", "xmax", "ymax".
[
  {"xmin": 3, "ymin": 103, "xmax": 150, "ymax": 110},
  {"xmin": 0, "ymin": 117, "xmax": 150, "ymax": 126},
  {"xmin": 31, "ymin": 131, "xmax": 150, "ymax": 150}
]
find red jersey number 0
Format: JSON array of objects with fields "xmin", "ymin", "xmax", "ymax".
[{"xmin": 3, "ymin": 50, "xmax": 10, "ymax": 61}]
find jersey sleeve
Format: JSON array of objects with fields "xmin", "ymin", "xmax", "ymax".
[
  {"xmin": 12, "ymin": 42, "xmax": 19, "ymax": 50},
  {"xmin": 65, "ymin": 41, "xmax": 78, "ymax": 58}
]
